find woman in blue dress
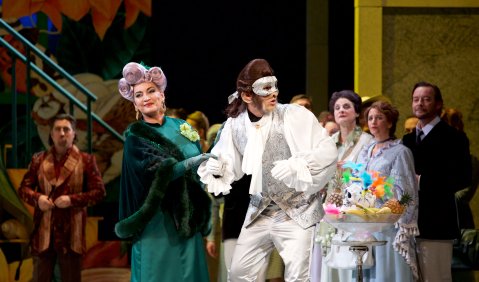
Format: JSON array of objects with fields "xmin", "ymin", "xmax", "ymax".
[
  {"xmin": 114, "ymin": 62, "xmax": 213, "ymax": 281},
  {"xmin": 356, "ymin": 100, "xmax": 419, "ymax": 281}
]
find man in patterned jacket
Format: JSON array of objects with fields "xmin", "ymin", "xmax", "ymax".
[
  {"xmin": 18, "ymin": 113, "xmax": 105, "ymax": 282},
  {"xmin": 198, "ymin": 58, "xmax": 337, "ymax": 281}
]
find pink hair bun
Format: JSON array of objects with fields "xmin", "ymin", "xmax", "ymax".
[
  {"xmin": 118, "ymin": 62, "xmax": 167, "ymax": 101},
  {"xmin": 118, "ymin": 78, "xmax": 133, "ymax": 101}
]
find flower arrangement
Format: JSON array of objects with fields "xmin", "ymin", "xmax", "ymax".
[
  {"xmin": 341, "ymin": 161, "xmax": 395, "ymax": 200},
  {"xmin": 324, "ymin": 161, "xmax": 397, "ymax": 215},
  {"xmin": 323, "ymin": 162, "xmax": 409, "ymax": 234},
  {"xmin": 180, "ymin": 123, "xmax": 200, "ymax": 142}
]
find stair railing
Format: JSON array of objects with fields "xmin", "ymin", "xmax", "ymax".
[{"xmin": 0, "ymin": 19, "xmax": 124, "ymax": 168}]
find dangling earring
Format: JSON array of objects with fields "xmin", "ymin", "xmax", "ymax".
[{"xmin": 135, "ymin": 108, "xmax": 140, "ymax": 120}]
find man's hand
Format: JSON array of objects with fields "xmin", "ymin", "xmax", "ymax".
[
  {"xmin": 54, "ymin": 195, "xmax": 72, "ymax": 208},
  {"xmin": 205, "ymin": 158, "xmax": 224, "ymax": 176},
  {"xmin": 271, "ymin": 160, "xmax": 292, "ymax": 181},
  {"xmin": 38, "ymin": 195, "xmax": 55, "ymax": 211},
  {"xmin": 205, "ymin": 240, "xmax": 218, "ymax": 258}
]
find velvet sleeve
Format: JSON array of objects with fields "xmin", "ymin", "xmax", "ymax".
[
  {"xmin": 17, "ymin": 152, "xmax": 44, "ymax": 206},
  {"xmin": 69, "ymin": 154, "xmax": 106, "ymax": 207},
  {"xmin": 390, "ymin": 146, "xmax": 419, "ymax": 229},
  {"xmin": 118, "ymin": 134, "xmax": 176, "ymax": 220}
]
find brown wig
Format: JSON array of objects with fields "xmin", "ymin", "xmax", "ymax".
[
  {"xmin": 364, "ymin": 101, "xmax": 399, "ymax": 139},
  {"xmin": 225, "ymin": 59, "xmax": 274, "ymax": 118}
]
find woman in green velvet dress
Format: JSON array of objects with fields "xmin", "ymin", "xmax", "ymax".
[{"xmin": 114, "ymin": 62, "xmax": 214, "ymax": 282}]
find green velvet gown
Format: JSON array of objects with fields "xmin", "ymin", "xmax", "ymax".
[{"xmin": 116, "ymin": 117, "xmax": 211, "ymax": 282}]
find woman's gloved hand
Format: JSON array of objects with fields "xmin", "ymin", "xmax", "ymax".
[
  {"xmin": 183, "ymin": 153, "xmax": 217, "ymax": 170},
  {"xmin": 172, "ymin": 153, "xmax": 217, "ymax": 180}
]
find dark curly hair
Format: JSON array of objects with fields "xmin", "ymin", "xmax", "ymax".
[{"xmin": 329, "ymin": 90, "xmax": 362, "ymax": 115}]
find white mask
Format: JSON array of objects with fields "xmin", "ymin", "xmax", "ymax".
[{"xmin": 252, "ymin": 76, "xmax": 278, "ymax": 96}]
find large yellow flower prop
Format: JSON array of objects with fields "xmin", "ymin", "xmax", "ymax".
[{"xmin": 2, "ymin": 0, "xmax": 151, "ymax": 40}]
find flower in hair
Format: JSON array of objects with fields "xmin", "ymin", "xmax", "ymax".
[{"xmin": 180, "ymin": 123, "xmax": 200, "ymax": 142}]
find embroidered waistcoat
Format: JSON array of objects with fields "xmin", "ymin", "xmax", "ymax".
[{"xmin": 231, "ymin": 105, "xmax": 323, "ymax": 229}]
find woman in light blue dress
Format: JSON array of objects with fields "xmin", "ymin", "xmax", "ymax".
[{"xmin": 356, "ymin": 100, "xmax": 419, "ymax": 281}]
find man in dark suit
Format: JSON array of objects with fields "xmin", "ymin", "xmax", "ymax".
[{"xmin": 403, "ymin": 81, "xmax": 471, "ymax": 281}]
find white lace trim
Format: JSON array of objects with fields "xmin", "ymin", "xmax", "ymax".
[
  {"xmin": 198, "ymin": 159, "xmax": 235, "ymax": 196},
  {"xmin": 242, "ymin": 112, "xmax": 272, "ymax": 194},
  {"xmin": 393, "ymin": 223, "xmax": 420, "ymax": 279}
]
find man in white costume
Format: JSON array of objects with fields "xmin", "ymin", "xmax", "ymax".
[{"xmin": 198, "ymin": 59, "xmax": 337, "ymax": 281}]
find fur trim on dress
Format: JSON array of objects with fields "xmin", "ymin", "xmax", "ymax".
[{"xmin": 115, "ymin": 121, "xmax": 211, "ymax": 239}]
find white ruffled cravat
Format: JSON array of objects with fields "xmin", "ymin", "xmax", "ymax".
[{"xmin": 242, "ymin": 112, "xmax": 272, "ymax": 194}]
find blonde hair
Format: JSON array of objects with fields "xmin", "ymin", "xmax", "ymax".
[{"xmin": 186, "ymin": 111, "xmax": 209, "ymax": 139}]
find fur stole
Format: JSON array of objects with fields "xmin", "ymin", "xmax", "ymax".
[{"xmin": 115, "ymin": 121, "xmax": 211, "ymax": 239}]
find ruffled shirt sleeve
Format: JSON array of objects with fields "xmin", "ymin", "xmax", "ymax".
[
  {"xmin": 282, "ymin": 105, "xmax": 338, "ymax": 194},
  {"xmin": 390, "ymin": 146, "xmax": 419, "ymax": 229},
  {"xmin": 389, "ymin": 146, "xmax": 420, "ymax": 272},
  {"xmin": 197, "ymin": 118, "xmax": 244, "ymax": 195}
]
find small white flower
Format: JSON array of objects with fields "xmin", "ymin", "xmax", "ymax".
[{"xmin": 180, "ymin": 123, "xmax": 200, "ymax": 142}]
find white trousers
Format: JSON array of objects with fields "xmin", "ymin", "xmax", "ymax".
[
  {"xmin": 416, "ymin": 239, "xmax": 453, "ymax": 282},
  {"xmin": 224, "ymin": 239, "xmax": 268, "ymax": 282},
  {"xmin": 229, "ymin": 209, "xmax": 314, "ymax": 282}
]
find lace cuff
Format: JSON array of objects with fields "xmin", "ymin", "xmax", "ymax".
[
  {"xmin": 281, "ymin": 157, "xmax": 315, "ymax": 192},
  {"xmin": 198, "ymin": 160, "xmax": 235, "ymax": 196}
]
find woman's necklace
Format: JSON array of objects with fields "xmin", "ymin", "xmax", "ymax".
[{"xmin": 372, "ymin": 137, "xmax": 393, "ymax": 156}]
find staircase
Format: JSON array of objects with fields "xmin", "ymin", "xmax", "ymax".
[
  {"xmin": 0, "ymin": 18, "xmax": 128, "ymax": 281},
  {"xmin": 0, "ymin": 19, "xmax": 124, "ymax": 166}
]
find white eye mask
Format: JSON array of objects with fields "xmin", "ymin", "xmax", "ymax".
[{"xmin": 252, "ymin": 76, "xmax": 278, "ymax": 96}]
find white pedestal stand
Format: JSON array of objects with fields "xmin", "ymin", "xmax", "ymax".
[{"xmin": 331, "ymin": 240, "xmax": 386, "ymax": 282}]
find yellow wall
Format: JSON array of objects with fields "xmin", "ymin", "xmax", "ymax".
[
  {"xmin": 355, "ymin": 1, "xmax": 479, "ymax": 278},
  {"xmin": 355, "ymin": 0, "xmax": 479, "ymax": 155}
]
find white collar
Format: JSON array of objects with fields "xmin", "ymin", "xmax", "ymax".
[{"xmin": 417, "ymin": 116, "xmax": 440, "ymax": 137}]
